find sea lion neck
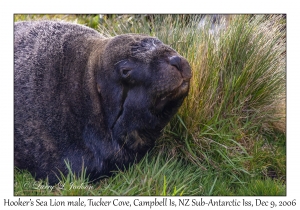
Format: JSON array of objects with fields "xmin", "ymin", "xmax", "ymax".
[{"xmin": 87, "ymin": 37, "xmax": 110, "ymax": 68}]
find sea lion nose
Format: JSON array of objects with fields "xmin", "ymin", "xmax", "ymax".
[
  {"xmin": 169, "ymin": 55, "xmax": 192, "ymax": 80},
  {"xmin": 169, "ymin": 56, "xmax": 182, "ymax": 71}
]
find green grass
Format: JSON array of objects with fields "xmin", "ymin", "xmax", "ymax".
[
  {"xmin": 14, "ymin": 14, "xmax": 286, "ymax": 196},
  {"xmin": 14, "ymin": 151, "xmax": 286, "ymax": 196}
]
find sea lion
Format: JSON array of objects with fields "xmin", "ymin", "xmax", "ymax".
[{"xmin": 14, "ymin": 20, "xmax": 191, "ymax": 184}]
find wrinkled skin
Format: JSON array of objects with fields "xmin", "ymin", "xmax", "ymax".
[{"xmin": 14, "ymin": 21, "xmax": 191, "ymax": 184}]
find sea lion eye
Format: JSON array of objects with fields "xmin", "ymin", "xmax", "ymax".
[
  {"xmin": 121, "ymin": 68, "xmax": 131, "ymax": 78},
  {"xmin": 116, "ymin": 60, "xmax": 133, "ymax": 79}
]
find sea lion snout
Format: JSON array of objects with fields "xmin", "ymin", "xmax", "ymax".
[
  {"xmin": 169, "ymin": 55, "xmax": 192, "ymax": 81},
  {"xmin": 169, "ymin": 56, "xmax": 182, "ymax": 71}
]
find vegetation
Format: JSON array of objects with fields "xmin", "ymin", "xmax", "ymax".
[{"xmin": 14, "ymin": 14, "xmax": 286, "ymax": 195}]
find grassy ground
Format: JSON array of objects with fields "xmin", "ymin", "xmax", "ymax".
[{"xmin": 14, "ymin": 14, "xmax": 286, "ymax": 196}]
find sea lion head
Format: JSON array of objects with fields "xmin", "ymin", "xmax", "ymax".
[{"xmin": 96, "ymin": 34, "xmax": 192, "ymax": 152}]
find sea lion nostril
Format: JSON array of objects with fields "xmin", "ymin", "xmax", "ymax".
[{"xmin": 169, "ymin": 56, "xmax": 182, "ymax": 71}]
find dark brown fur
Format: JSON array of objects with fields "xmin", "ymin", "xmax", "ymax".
[{"xmin": 14, "ymin": 21, "xmax": 191, "ymax": 184}]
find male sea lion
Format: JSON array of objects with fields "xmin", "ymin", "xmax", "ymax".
[{"xmin": 14, "ymin": 21, "xmax": 191, "ymax": 184}]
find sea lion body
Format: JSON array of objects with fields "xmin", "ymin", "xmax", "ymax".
[{"xmin": 14, "ymin": 21, "xmax": 191, "ymax": 183}]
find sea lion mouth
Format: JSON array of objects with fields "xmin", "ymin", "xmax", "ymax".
[{"xmin": 154, "ymin": 80, "xmax": 190, "ymax": 113}]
